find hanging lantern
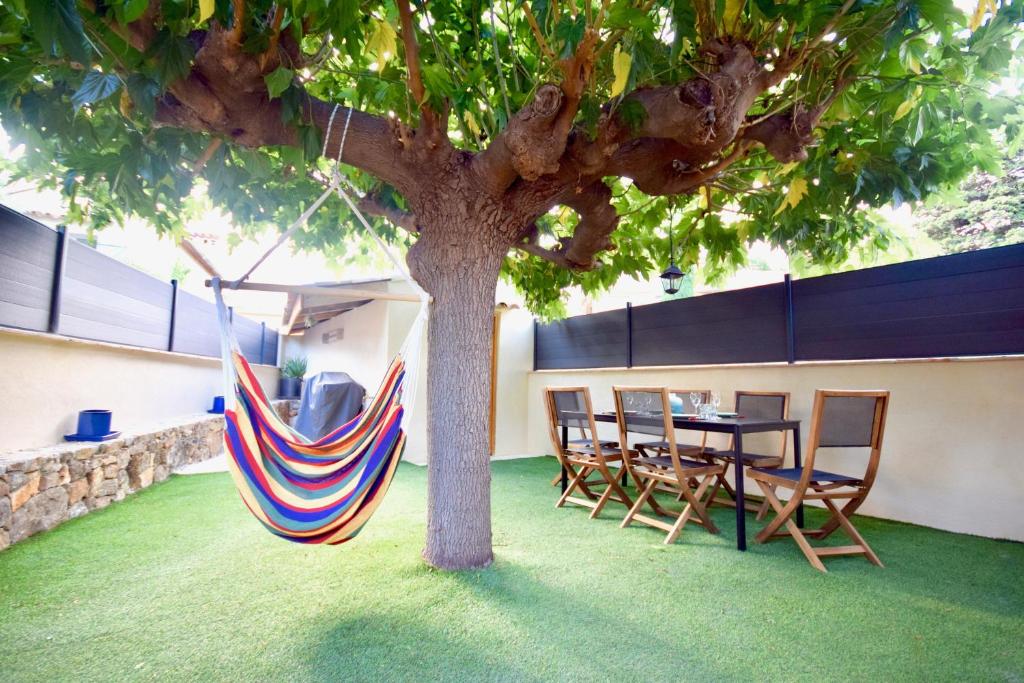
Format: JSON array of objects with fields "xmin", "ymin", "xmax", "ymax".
[
  {"xmin": 660, "ymin": 211, "xmax": 684, "ymax": 295},
  {"xmin": 660, "ymin": 262, "xmax": 684, "ymax": 294}
]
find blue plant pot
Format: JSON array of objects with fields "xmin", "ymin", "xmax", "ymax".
[{"xmin": 76, "ymin": 409, "xmax": 112, "ymax": 437}]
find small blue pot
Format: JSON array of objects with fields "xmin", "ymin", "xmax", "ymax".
[
  {"xmin": 208, "ymin": 396, "xmax": 226, "ymax": 414},
  {"xmin": 65, "ymin": 410, "xmax": 119, "ymax": 442},
  {"xmin": 76, "ymin": 409, "xmax": 112, "ymax": 437}
]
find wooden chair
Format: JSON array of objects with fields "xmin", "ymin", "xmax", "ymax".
[
  {"xmin": 545, "ymin": 387, "xmax": 633, "ymax": 518},
  {"xmin": 613, "ymin": 387, "xmax": 725, "ymax": 544},
  {"xmin": 545, "ymin": 386, "xmax": 618, "ymax": 487},
  {"xmin": 705, "ymin": 391, "xmax": 790, "ymax": 516},
  {"xmin": 635, "ymin": 388, "xmax": 714, "ymax": 457},
  {"xmin": 750, "ymin": 389, "xmax": 890, "ymax": 572}
]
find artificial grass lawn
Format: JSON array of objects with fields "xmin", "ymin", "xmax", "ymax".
[{"xmin": 0, "ymin": 458, "xmax": 1022, "ymax": 682}]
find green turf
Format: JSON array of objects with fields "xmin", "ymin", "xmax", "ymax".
[{"xmin": 0, "ymin": 457, "xmax": 1021, "ymax": 682}]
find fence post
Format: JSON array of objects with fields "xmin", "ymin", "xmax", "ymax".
[
  {"xmin": 625, "ymin": 302, "xmax": 633, "ymax": 368},
  {"xmin": 167, "ymin": 279, "xmax": 178, "ymax": 352},
  {"xmin": 259, "ymin": 321, "xmax": 267, "ymax": 364},
  {"xmin": 47, "ymin": 225, "xmax": 69, "ymax": 334},
  {"xmin": 784, "ymin": 273, "xmax": 795, "ymax": 364},
  {"xmin": 532, "ymin": 318, "xmax": 538, "ymax": 371}
]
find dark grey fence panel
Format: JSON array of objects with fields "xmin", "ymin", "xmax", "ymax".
[
  {"xmin": 0, "ymin": 203, "xmax": 280, "ymax": 364},
  {"xmin": 60, "ymin": 239, "xmax": 173, "ymax": 349},
  {"xmin": 535, "ymin": 243, "xmax": 1024, "ymax": 369},
  {"xmin": 262, "ymin": 327, "xmax": 278, "ymax": 365},
  {"xmin": 0, "ymin": 205, "xmax": 57, "ymax": 331},
  {"xmin": 233, "ymin": 315, "xmax": 265, "ymax": 361},
  {"xmin": 534, "ymin": 307, "xmax": 629, "ymax": 369},
  {"xmin": 171, "ymin": 289, "xmax": 222, "ymax": 358},
  {"xmin": 792, "ymin": 243, "xmax": 1024, "ymax": 361},
  {"xmin": 631, "ymin": 283, "xmax": 788, "ymax": 366}
]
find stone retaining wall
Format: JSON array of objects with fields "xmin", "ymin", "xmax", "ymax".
[{"xmin": 0, "ymin": 401, "xmax": 295, "ymax": 551}]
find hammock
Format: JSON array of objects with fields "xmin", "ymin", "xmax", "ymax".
[{"xmin": 211, "ymin": 104, "xmax": 429, "ymax": 544}]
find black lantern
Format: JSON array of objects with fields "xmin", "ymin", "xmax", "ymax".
[
  {"xmin": 660, "ymin": 262, "xmax": 684, "ymax": 294},
  {"xmin": 660, "ymin": 216, "xmax": 684, "ymax": 294}
]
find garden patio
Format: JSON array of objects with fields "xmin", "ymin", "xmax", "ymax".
[{"xmin": 1, "ymin": 458, "xmax": 1022, "ymax": 682}]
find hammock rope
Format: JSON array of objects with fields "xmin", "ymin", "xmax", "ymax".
[{"xmin": 212, "ymin": 103, "xmax": 429, "ymax": 544}]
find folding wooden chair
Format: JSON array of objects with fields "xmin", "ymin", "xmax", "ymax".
[
  {"xmin": 545, "ymin": 387, "xmax": 633, "ymax": 519},
  {"xmin": 750, "ymin": 389, "xmax": 890, "ymax": 572},
  {"xmin": 705, "ymin": 391, "xmax": 790, "ymax": 516},
  {"xmin": 613, "ymin": 387, "xmax": 725, "ymax": 545},
  {"xmin": 635, "ymin": 388, "xmax": 714, "ymax": 457},
  {"xmin": 545, "ymin": 387, "xmax": 618, "ymax": 487}
]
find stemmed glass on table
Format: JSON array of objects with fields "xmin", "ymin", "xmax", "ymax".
[{"xmin": 689, "ymin": 392, "xmax": 702, "ymax": 418}]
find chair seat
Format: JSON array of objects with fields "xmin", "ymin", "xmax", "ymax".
[
  {"xmin": 751, "ymin": 466, "xmax": 861, "ymax": 485},
  {"xmin": 708, "ymin": 450, "xmax": 781, "ymax": 465},
  {"xmin": 569, "ymin": 438, "xmax": 618, "ymax": 449},
  {"xmin": 636, "ymin": 440, "xmax": 714, "ymax": 453},
  {"xmin": 635, "ymin": 455, "xmax": 711, "ymax": 470},
  {"xmin": 568, "ymin": 447, "xmax": 624, "ymax": 461}
]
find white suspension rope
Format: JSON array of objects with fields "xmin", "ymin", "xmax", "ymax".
[{"xmin": 222, "ymin": 102, "xmax": 431, "ymax": 419}]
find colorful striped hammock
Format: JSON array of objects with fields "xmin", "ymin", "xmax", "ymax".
[
  {"xmin": 222, "ymin": 345, "xmax": 408, "ymax": 544},
  {"xmin": 210, "ymin": 105, "xmax": 429, "ymax": 544},
  {"xmin": 213, "ymin": 276, "xmax": 427, "ymax": 544}
]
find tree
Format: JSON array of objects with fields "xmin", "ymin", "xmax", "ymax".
[
  {"xmin": 0, "ymin": 0, "xmax": 1021, "ymax": 569},
  {"xmin": 917, "ymin": 150, "xmax": 1024, "ymax": 252}
]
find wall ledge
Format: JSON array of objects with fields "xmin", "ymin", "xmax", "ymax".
[
  {"xmin": 0, "ymin": 325, "xmax": 277, "ymax": 369},
  {"xmin": 0, "ymin": 401, "xmax": 291, "ymax": 551},
  {"xmin": 531, "ymin": 354, "xmax": 1024, "ymax": 374}
]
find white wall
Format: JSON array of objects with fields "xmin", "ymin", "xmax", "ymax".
[
  {"xmin": 525, "ymin": 357, "xmax": 1024, "ymax": 542},
  {"xmin": 282, "ymin": 285, "xmax": 536, "ymax": 465},
  {"xmin": 289, "ymin": 299, "xmax": 391, "ymax": 391},
  {"xmin": 0, "ymin": 328, "xmax": 279, "ymax": 452}
]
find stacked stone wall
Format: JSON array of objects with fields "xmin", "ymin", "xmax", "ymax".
[{"xmin": 0, "ymin": 401, "xmax": 295, "ymax": 550}]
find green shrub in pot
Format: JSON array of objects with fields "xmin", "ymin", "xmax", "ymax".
[{"xmin": 278, "ymin": 356, "xmax": 308, "ymax": 399}]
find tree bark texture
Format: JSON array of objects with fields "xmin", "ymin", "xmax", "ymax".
[{"xmin": 409, "ymin": 215, "xmax": 508, "ymax": 570}]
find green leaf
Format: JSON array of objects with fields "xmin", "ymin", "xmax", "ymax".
[
  {"xmin": 116, "ymin": 0, "xmax": 149, "ymax": 24},
  {"xmin": 554, "ymin": 14, "xmax": 585, "ymax": 59},
  {"xmin": 147, "ymin": 31, "xmax": 194, "ymax": 88},
  {"xmin": 71, "ymin": 70, "xmax": 121, "ymax": 111},
  {"xmin": 264, "ymin": 67, "xmax": 294, "ymax": 99},
  {"xmin": 126, "ymin": 74, "xmax": 160, "ymax": 117},
  {"xmin": 25, "ymin": 0, "xmax": 91, "ymax": 65}
]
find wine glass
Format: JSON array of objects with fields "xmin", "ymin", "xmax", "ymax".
[
  {"xmin": 709, "ymin": 391, "xmax": 721, "ymax": 419},
  {"xmin": 690, "ymin": 391, "xmax": 702, "ymax": 416}
]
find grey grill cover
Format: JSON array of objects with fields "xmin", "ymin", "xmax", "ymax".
[{"xmin": 294, "ymin": 372, "xmax": 366, "ymax": 441}]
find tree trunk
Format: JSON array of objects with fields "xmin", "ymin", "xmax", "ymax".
[{"xmin": 409, "ymin": 217, "xmax": 507, "ymax": 570}]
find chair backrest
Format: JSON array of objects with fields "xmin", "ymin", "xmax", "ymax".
[
  {"xmin": 613, "ymin": 387, "xmax": 689, "ymax": 480},
  {"xmin": 735, "ymin": 390, "xmax": 791, "ymax": 457},
  {"xmin": 544, "ymin": 387, "xmax": 612, "ymax": 464},
  {"xmin": 804, "ymin": 389, "xmax": 890, "ymax": 489}
]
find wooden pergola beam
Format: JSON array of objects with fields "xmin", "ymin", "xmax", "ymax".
[{"xmin": 206, "ymin": 279, "xmax": 423, "ymax": 303}]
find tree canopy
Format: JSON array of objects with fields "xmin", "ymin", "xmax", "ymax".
[
  {"xmin": 918, "ymin": 149, "xmax": 1024, "ymax": 251},
  {"xmin": 0, "ymin": 0, "xmax": 1021, "ymax": 314}
]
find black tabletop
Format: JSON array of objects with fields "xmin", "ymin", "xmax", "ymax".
[{"xmin": 587, "ymin": 410, "xmax": 800, "ymax": 434}]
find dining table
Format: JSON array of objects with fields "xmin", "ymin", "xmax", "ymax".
[{"xmin": 559, "ymin": 410, "xmax": 803, "ymax": 551}]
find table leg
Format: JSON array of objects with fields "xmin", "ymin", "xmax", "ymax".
[
  {"xmin": 560, "ymin": 424, "xmax": 569, "ymax": 494},
  {"xmin": 733, "ymin": 426, "xmax": 746, "ymax": 551},
  {"xmin": 792, "ymin": 424, "xmax": 804, "ymax": 528}
]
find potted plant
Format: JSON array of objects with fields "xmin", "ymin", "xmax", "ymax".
[{"xmin": 279, "ymin": 356, "xmax": 308, "ymax": 399}]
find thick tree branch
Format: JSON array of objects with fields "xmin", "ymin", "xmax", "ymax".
[{"xmin": 357, "ymin": 193, "xmax": 419, "ymax": 233}]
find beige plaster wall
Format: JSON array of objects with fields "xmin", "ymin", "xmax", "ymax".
[
  {"xmin": 0, "ymin": 328, "xmax": 279, "ymax": 452},
  {"xmin": 525, "ymin": 357, "xmax": 1024, "ymax": 542}
]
